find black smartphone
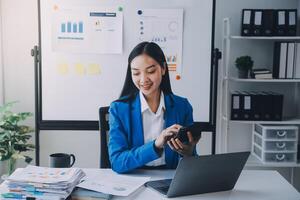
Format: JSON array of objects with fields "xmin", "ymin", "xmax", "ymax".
[{"xmin": 175, "ymin": 124, "xmax": 201, "ymax": 143}]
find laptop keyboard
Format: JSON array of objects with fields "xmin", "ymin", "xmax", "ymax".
[
  {"xmin": 157, "ymin": 185, "xmax": 170, "ymax": 193},
  {"xmin": 146, "ymin": 179, "xmax": 172, "ymax": 194}
]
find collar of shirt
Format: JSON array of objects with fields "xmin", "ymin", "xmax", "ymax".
[{"xmin": 140, "ymin": 91, "xmax": 165, "ymax": 115}]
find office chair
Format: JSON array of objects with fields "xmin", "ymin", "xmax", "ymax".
[{"xmin": 99, "ymin": 106, "xmax": 111, "ymax": 168}]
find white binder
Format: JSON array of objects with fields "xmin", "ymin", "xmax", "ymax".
[
  {"xmin": 286, "ymin": 43, "xmax": 295, "ymax": 78},
  {"xmin": 294, "ymin": 43, "xmax": 300, "ymax": 79},
  {"xmin": 279, "ymin": 43, "xmax": 287, "ymax": 78}
]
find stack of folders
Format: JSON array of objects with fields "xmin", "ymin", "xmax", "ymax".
[
  {"xmin": 71, "ymin": 188, "xmax": 112, "ymax": 200},
  {"xmin": 2, "ymin": 165, "xmax": 85, "ymax": 200},
  {"xmin": 273, "ymin": 42, "xmax": 300, "ymax": 79},
  {"xmin": 250, "ymin": 68, "xmax": 272, "ymax": 79},
  {"xmin": 231, "ymin": 91, "xmax": 283, "ymax": 121},
  {"xmin": 241, "ymin": 9, "xmax": 297, "ymax": 36}
]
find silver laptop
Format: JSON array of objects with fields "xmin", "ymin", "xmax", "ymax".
[{"xmin": 145, "ymin": 151, "xmax": 250, "ymax": 198}]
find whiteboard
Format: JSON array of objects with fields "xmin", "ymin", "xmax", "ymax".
[{"xmin": 39, "ymin": 0, "xmax": 215, "ymax": 127}]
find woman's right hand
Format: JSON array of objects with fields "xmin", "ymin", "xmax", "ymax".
[{"xmin": 155, "ymin": 124, "xmax": 181, "ymax": 149}]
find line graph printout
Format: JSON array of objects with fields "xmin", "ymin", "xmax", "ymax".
[{"xmin": 137, "ymin": 9, "xmax": 183, "ymax": 74}]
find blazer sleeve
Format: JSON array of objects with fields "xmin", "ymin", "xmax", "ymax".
[{"xmin": 108, "ymin": 102, "xmax": 160, "ymax": 174}]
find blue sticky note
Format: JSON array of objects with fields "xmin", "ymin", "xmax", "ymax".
[{"xmin": 1, "ymin": 192, "xmax": 25, "ymax": 199}]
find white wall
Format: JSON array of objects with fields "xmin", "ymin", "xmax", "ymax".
[
  {"xmin": 39, "ymin": 131, "xmax": 100, "ymax": 168},
  {"xmin": 0, "ymin": 1, "xmax": 4, "ymax": 105},
  {"xmin": 0, "ymin": 0, "xmax": 38, "ymax": 167}
]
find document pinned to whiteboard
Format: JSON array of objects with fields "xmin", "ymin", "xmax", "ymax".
[
  {"xmin": 136, "ymin": 9, "xmax": 183, "ymax": 74},
  {"xmin": 77, "ymin": 169, "xmax": 150, "ymax": 196},
  {"xmin": 51, "ymin": 5, "xmax": 123, "ymax": 54}
]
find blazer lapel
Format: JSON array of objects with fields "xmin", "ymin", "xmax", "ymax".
[
  {"xmin": 130, "ymin": 93, "xmax": 144, "ymax": 147},
  {"xmin": 164, "ymin": 94, "xmax": 176, "ymax": 128},
  {"xmin": 164, "ymin": 94, "xmax": 179, "ymax": 167}
]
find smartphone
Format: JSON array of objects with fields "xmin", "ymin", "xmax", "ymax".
[{"xmin": 175, "ymin": 124, "xmax": 201, "ymax": 143}]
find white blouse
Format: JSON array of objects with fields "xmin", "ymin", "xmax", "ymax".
[{"xmin": 140, "ymin": 91, "xmax": 166, "ymax": 166}]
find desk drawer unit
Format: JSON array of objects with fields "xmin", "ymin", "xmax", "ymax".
[
  {"xmin": 254, "ymin": 124, "xmax": 298, "ymax": 140},
  {"xmin": 252, "ymin": 124, "xmax": 298, "ymax": 164}
]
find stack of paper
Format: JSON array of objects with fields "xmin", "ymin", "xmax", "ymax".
[{"xmin": 3, "ymin": 165, "xmax": 85, "ymax": 199}]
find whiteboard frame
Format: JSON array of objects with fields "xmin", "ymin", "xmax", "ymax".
[{"xmin": 36, "ymin": 0, "xmax": 217, "ymax": 132}]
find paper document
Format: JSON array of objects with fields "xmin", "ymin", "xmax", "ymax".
[
  {"xmin": 52, "ymin": 5, "xmax": 123, "ymax": 54},
  {"xmin": 136, "ymin": 9, "xmax": 183, "ymax": 74},
  {"xmin": 8, "ymin": 165, "xmax": 83, "ymax": 184},
  {"xmin": 77, "ymin": 169, "xmax": 150, "ymax": 196}
]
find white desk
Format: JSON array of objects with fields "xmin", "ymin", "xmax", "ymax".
[
  {"xmin": 82, "ymin": 169, "xmax": 300, "ymax": 200},
  {"xmin": 1, "ymin": 169, "xmax": 299, "ymax": 200}
]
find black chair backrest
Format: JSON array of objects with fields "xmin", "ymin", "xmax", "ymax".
[{"xmin": 99, "ymin": 106, "xmax": 111, "ymax": 168}]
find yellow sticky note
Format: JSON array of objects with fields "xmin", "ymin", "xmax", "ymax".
[
  {"xmin": 57, "ymin": 63, "xmax": 68, "ymax": 75},
  {"xmin": 87, "ymin": 64, "xmax": 101, "ymax": 75},
  {"xmin": 75, "ymin": 63, "xmax": 86, "ymax": 75}
]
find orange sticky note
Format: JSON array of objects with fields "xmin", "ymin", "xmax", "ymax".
[{"xmin": 53, "ymin": 5, "xmax": 59, "ymax": 11}]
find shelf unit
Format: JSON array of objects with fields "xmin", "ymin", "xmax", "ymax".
[
  {"xmin": 230, "ymin": 36, "xmax": 300, "ymax": 40},
  {"xmin": 229, "ymin": 78, "xmax": 300, "ymax": 83},
  {"xmin": 228, "ymin": 118, "xmax": 300, "ymax": 125},
  {"xmin": 218, "ymin": 18, "xmax": 300, "ymax": 171}
]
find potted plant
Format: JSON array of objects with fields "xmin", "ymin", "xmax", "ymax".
[
  {"xmin": 235, "ymin": 56, "xmax": 254, "ymax": 78},
  {"xmin": 0, "ymin": 102, "xmax": 35, "ymax": 176}
]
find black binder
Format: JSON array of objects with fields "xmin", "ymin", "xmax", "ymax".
[
  {"xmin": 270, "ymin": 91, "xmax": 283, "ymax": 121},
  {"xmin": 275, "ymin": 10, "xmax": 287, "ymax": 36},
  {"xmin": 262, "ymin": 9, "xmax": 275, "ymax": 36},
  {"xmin": 249, "ymin": 91, "xmax": 262, "ymax": 120},
  {"xmin": 232, "ymin": 91, "xmax": 283, "ymax": 121},
  {"xmin": 241, "ymin": 9, "xmax": 253, "ymax": 36},
  {"xmin": 263, "ymin": 92, "xmax": 274, "ymax": 120},
  {"xmin": 261, "ymin": 91, "xmax": 283, "ymax": 121},
  {"xmin": 273, "ymin": 42, "xmax": 288, "ymax": 79},
  {"xmin": 241, "ymin": 91, "xmax": 252, "ymax": 120},
  {"xmin": 273, "ymin": 42, "xmax": 281, "ymax": 79},
  {"xmin": 287, "ymin": 9, "xmax": 297, "ymax": 36},
  {"xmin": 231, "ymin": 92, "xmax": 242, "ymax": 120},
  {"xmin": 253, "ymin": 10, "xmax": 263, "ymax": 36}
]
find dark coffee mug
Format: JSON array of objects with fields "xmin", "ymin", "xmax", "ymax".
[{"xmin": 49, "ymin": 153, "xmax": 75, "ymax": 168}]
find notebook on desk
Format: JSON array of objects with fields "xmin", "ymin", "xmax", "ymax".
[
  {"xmin": 71, "ymin": 187, "xmax": 112, "ymax": 200},
  {"xmin": 145, "ymin": 151, "xmax": 250, "ymax": 198}
]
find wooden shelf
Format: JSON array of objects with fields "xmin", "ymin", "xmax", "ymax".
[
  {"xmin": 229, "ymin": 78, "xmax": 300, "ymax": 83},
  {"xmin": 246, "ymin": 154, "xmax": 300, "ymax": 168},
  {"xmin": 230, "ymin": 36, "xmax": 300, "ymax": 41},
  {"xmin": 229, "ymin": 118, "xmax": 300, "ymax": 124}
]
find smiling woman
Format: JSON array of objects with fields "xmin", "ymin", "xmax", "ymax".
[
  {"xmin": 108, "ymin": 42, "xmax": 201, "ymax": 174},
  {"xmin": 130, "ymin": 53, "xmax": 166, "ymax": 113}
]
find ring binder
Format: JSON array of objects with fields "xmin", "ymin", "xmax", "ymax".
[
  {"xmin": 241, "ymin": 9, "xmax": 253, "ymax": 36},
  {"xmin": 241, "ymin": 9, "xmax": 298, "ymax": 37},
  {"xmin": 253, "ymin": 10, "xmax": 263, "ymax": 36},
  {"xmin": 275, "ymin": 10, "xmax": 287, "ymax": 36},
  {"xmin": 287, "ymin": 9, "xmax": 297, "ymax": 36}
]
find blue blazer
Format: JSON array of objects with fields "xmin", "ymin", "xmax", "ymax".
[{"xmin": 108, "ymin": 93, "xmax": 194, "ymax": 173}]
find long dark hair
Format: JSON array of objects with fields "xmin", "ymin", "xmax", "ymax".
[{"xmin": 118, "ymin": 42, "xmax": 172, "ymax": 101}]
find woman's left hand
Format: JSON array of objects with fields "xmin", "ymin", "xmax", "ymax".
[{"xmin": 167, "ymin": 132, "xmax": 200, "ymax": 156}]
